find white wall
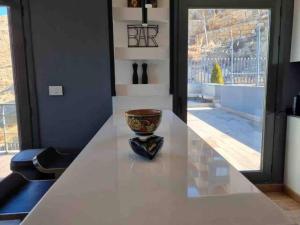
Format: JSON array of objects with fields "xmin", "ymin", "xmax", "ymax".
[
  {"xmin": 291, "ymin": 0, "xmax": 300, "ymax": 62},
  {"xmin": 284, "ymin": 116, "xmax": 300, "ymax": 195}
]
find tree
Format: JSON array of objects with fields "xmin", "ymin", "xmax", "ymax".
[{"xmin": 211, "ymin": 63, "xmax": 224, "ymax": 84}]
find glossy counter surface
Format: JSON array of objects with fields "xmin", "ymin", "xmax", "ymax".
[{"xmin": 21, "ymin": 111, "xmax": 293, "ymax": 225}]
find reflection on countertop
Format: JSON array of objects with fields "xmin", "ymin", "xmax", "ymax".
[{"xmin": 21, "ymin": 110, "xmax": 293, "ymax": 225}]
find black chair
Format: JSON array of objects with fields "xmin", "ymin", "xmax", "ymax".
[
  {"xmin": 0, "ymin": 220, "xmax": 21, "ymax": 225},
  {"xmin": 0, "ymin": 173, "xmax": 54, "ymax": 221},
  {"xmin": 33, "ymin": 147, "xmax": 78, "ymax": 178},
  {"xmin": 10, "ymin": 149, "xmax": 54, "ymax": 180}
]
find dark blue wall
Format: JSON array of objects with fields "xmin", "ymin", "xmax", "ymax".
[
  {"xmin": 28, "ymin": 0, "xmax": 112, "ymax": 151},
  {"xmin": 284, "ymin": 63, "xmax": 300, "ymax": 109}
]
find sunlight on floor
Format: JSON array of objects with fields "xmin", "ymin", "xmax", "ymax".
[
  {"xmin": 0, "ymin": 153, "xmax": 14, "ymax": 181},
  {"xmin": 187, "ymin": 108, "xmax": 261, "ymax": 171}
]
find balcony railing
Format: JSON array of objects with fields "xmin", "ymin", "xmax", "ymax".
[
  {"xmin": 0, "ymin": 103, "xmax": 19, "ymax": 153},
  {"xmin": 188, "ymin": 57, "xmax": 267, "ymax": 86}
]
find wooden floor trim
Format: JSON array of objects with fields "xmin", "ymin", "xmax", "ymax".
[
  {"xmin": 284, "ymin": 185, "xmax": 300, "ymax": 204},
  {"xmin": 256, "ymin": 183, "xmax": 284, "ymax": 193},
  {"xmin": 256, "ymin": 183, "xmax": 300, "ymax": 204}
]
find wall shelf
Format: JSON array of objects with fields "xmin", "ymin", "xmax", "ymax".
[
  {"xmin": 116, "ymin": 84, "xmax": 169, "ymax": 96},
  {"xmin": 114, "ymin": 47, "xmax": 169, "ymax": 60},
  {"xmin": 114, "ymin": 61, "xmax": 169, "ymax": 84},
  {"xmin": 113, "ymin": 96, "xmax": 172, "ymax": 113},
  {"xmin": 112, "ymin": 0, "xmax": 171, "ymax": 111},
  {"xmin": 113, "ymin": 7, "xmax": 169, "ymax": 23}
]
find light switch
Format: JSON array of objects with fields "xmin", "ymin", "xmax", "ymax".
[{"xmin": 49, "ymin": 86, "xmax": 63, "ymax": 96}]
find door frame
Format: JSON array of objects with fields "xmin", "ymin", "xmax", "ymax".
[
  {"xmin": 0, "ymin": 0, "xmax": 40, "ymax": 149},
  {"xmin": 171, "ymin": 0, "xmax": 293, "ymax": 183}
]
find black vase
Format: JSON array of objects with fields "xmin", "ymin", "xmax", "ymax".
[
  {"xmin": 132, "ymin": 63, "xmax": 139, "ymax": 84},
  {"xmin": 142, "ymin": 63, "xmax": 148, "ymax": 84}
]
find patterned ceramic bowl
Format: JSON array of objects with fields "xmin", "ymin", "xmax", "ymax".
[{"xmin": 125, "ymin": 109, "xmax": 162, "ymax": 136}]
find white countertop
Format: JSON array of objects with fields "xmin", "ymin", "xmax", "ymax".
[{"xmin": 21, "ymin": 111, "xmax": 293, "ymax": 225}]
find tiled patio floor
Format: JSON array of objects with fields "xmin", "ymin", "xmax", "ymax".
[
  {"xmin": 0, "ymin": 153, "xmax": 14, "ymax": 181},
  {"xmin": 188, "ymin": 107, "xmax": 261, "ymax": 171}
]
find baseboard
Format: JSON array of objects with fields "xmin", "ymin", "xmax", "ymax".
[
  {"xmin": 284, "ymin": 185, "xmax": 300, "ymax": 203},
  {"xmin": 256, "ymin": 183, "xmax": 300, "ymax": 203},
  {"xmin": 256, "ymin": 183, "xmax": 284, "ymax": 193}
]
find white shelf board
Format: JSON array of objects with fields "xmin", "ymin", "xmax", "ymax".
[
  {"xmin": 114, "ymin": 60, "xmax": 170, "ymax": 84},
  {"xmin": 113, "ymin": 7, "xmax": 169, "ymax": 23},
  {"xmin": 113, "ymin": 0, "xmax": 170, "ymax": 8},
  {"xmin": 113, "ymin": 95, "xmax": 172, "ymax": 113},
  {"xmin": 114, "ymin": 47, "xmax": 169, "ymax": 60},
  {"xmin": 116, "ymin": 84, "xmax": 169, "ymax": 96}
]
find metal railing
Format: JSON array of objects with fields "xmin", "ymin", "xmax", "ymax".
[
  {"xmin": 0, "ymin": 103, "xmax": 19, "ymax": 153},
  {"xmin": 188, "ymin": 57, "xmax": 267, "ymax": 85}
]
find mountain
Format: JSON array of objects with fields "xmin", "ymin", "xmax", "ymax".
[
  {"xmin": 188, "ymin": 9, "xmax": 270, "ymax": 60},
  {"xmin": 0, "ymin": 15, "xmax": 16, "ymax": 104}
]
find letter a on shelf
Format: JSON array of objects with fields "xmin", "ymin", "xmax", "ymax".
[{"xmin": 128, "ymin": 25, "xmax": 159, "ymax": 47}]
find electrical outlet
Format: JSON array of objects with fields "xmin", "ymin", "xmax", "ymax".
[{"xmin": 49, "ymin": 86, "xmax": 63, "ymax": 96}]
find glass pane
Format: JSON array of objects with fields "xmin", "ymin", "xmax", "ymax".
[
  {"xmin": 0, "ymin": 6, "xmax": 20, "ymax": 180},
  {"xmin": 187, "ymin": 9, "xmax": 270, "ymax": 171}
]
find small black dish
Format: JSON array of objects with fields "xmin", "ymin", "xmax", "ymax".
[{"xmin": 129, "ymin": 135, "xmax": 164, "ymax": 160}]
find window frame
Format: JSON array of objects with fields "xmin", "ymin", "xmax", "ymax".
[
  {"xmin": 0, "ymin": 0, "xmax": 40, "ymax": 149},
  {"xmin": 171, "ymin": 0, "xmax": 294, "ymax": 184}
]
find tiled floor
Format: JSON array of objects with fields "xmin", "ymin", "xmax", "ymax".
[
  {"xmin": 266, "ymin": 192, "xmax": 300, "ymax": 225},
  {"xmin": 188, "ymin": 107, "xmax": 262, "ymax": 151},
  {"xmin": 187, "ymin": 108, "xmax": 261, "ymax": 171}
]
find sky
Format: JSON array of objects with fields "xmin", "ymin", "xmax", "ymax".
[{"xmin": 0, "ymin": 7, "xmax": 7, "ymax": 16}]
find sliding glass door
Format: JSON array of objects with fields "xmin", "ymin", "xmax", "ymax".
[
  {"xmin": 173, "ymin": 0, "xmax": 282, "ymax": 183},
  {"xmin": 0, "ymin": 0, "xmax": 39, "ymax": 179}
]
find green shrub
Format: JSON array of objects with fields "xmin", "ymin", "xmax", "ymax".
[{"xmin": 210, "ymin": 63, "xmax": 224, "ymax": 84}]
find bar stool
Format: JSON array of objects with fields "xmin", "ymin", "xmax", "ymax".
[
  {"xmin": 10, "ymin": 149, "xmax": 54, "ymax": 180},
  {"xmin": 0, "ymin": 173, "xmax": 54, "ymax": 221},
  {"xmin": 33, "ymin": 147, "xmax": 78, "ymax": 178}
]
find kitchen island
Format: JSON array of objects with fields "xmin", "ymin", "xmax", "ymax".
[{"xmin": 21, "ymin": 111, "xmax": 294, "ymax": 225}]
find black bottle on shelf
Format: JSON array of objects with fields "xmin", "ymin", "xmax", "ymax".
[
  {"xmin": 132, "ymin": 63, "xmax": 139, "ymax": 84},
  {"xmin": 142, "ymin": 63, "xmax": 148, "ymax": 84},
  {"xmin": 293, "ymin": 92, "xmax": 300, "ymax": 115},
  {"xmin": 146, "ymin": 0, "xmax": 158, "ymax": 8}
]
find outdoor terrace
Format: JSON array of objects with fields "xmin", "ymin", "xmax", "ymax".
[
  {"xmin": 0, "ymin": 152, "xmax": 13, "ymax": 181},
  {"xmin": 188, "ymin": 106, "xmax": 261, "ymax": 171}
]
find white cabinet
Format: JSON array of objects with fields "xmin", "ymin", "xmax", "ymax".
[
  {"xmin": 284, "ymin": 116, "xmax": 300, "ymax": 195},
  {"xmin": 291, "ymin": 0, "xmax": 300, "ymax": 62}
]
